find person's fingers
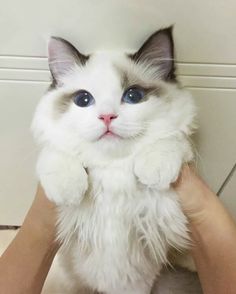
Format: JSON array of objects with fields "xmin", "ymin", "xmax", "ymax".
[{"xmin": 172, "ymin": 163, "xmax": 196, "ymax": 190}]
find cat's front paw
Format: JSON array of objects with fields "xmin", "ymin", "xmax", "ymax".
[
  {"xmin": 37, "ymin": 151, "xmax": 88, "ymax": 206},
  {"xmin": 134, "ymin": 151, "xmax": 182, "ymax": 190}
]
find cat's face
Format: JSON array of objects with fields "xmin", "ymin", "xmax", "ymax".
[{"xmin": 32, "ymin": 28, "xmax": 195, "ymax": 157}]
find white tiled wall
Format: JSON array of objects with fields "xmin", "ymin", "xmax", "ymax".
[{"xmin": 0, "ymin": 0, "xmax": 235, "ymax": 224}]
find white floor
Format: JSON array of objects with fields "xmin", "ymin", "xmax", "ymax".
[{"xmin": 0, "ymin": 230, "xmax": 17, "ymax": 255}]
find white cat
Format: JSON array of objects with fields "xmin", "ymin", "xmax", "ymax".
[{"xmin": 32, "ymin": 27, "xmax": 197, "ymax": 294}]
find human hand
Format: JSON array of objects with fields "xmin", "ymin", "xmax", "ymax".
[
  {"xmin": 174, "ymin": 165, "xmax": 236, "ymax": 294},
  {"xmin": 173, "ymin": 164, "xmax": 218, "ymax": 225}
]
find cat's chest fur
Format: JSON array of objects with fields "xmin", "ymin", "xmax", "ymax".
[
  {"xmin": 88, "ymin": 157, "xmax": 136, "ymax": 195},
  {"xmin": 57, "ymin": 157, "xmax": 188, "ymax": 292}
]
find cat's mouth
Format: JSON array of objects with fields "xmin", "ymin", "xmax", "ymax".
[{"xmin": 99, "ymin": 129, "xmax": 121, "ymax": 139}]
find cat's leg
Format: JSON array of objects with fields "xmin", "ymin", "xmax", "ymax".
[
  {"xmin": 37, "ymin": 148, "xmax": 88, "ymax": 205},
  {"xmin": 134, "ymin": 136, "xmax": 193, "ymax": 190}
]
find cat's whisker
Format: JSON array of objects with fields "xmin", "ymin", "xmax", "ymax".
[
  {"xmin": 122, "ymin": 130, "xmax": 146, "ymax": 141},
  {"xmin": 115, "ymin": 123, "xmax": 148, "ymax": 130},
  {"xmin": 115, "ymin": 128, "xmax": 146, "ymax": 134},
  {"xmin": 118, "ymin": 121, "xmax": 151, "ymax": 126}
]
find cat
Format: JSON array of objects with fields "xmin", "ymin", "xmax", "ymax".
[{"xmin": 32, "ymin": 27, "xmax": 197, "ymax": 294}]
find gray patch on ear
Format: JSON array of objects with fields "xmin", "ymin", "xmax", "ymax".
[
  {"xmin": 48, "ymin": 37, "xmax": 89, "ymax": 88},
  {"xmin": 130, "ymin": 27, "xmax": 176, "ymax": 82}
]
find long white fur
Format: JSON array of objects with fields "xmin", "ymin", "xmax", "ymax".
[{"xmin": 32, "ymin": 51, "xmax": 197, "ymax": 293}]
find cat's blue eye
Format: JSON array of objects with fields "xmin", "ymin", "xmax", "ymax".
[
  {"xmin": 73, "ymin": 90, "xmax": 95, "ymax": 107},
  {"xmin": 122, "ymin": 87, "xmax": 145, "ymax": 104}
]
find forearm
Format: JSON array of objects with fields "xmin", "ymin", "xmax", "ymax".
[
  {"xmin": 0, "ymin": 186, "xmax": 59, "ymax": 294},
  {"xmin": 175, "ymin": 166, "xmax": 236, "ymax": 294},
  {"xmin": 190, "ymin": 193, "xmax": 236, "ymax": 294}
]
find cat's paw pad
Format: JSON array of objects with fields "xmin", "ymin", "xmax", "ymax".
[{"xmin": 134, "ymin": 153, "xmax": 181, "ymax": 190}]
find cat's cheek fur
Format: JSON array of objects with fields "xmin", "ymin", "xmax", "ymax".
[{"xmin": 37, "ymin": 149, "xmax": 88, "ymax": 205}]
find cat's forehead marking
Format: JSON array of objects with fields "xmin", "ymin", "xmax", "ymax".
[{"xmin": 88, "ymin": 53, "xmax": 165, "ymax": 102}]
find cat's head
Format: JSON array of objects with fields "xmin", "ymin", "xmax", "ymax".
[{"xmin": 32, "ymin": 27, "xmax": 196, "ymax": 158}]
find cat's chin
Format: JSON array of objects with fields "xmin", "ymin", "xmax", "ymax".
[{"xmin": 94, "ymin": 135, "xmax": 133, "ymax": 158}]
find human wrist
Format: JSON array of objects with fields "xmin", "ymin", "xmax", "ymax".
[
  {"xmin": 174, "ymin": 164, "xmax": 217, "ymax": 224},
  {"xmin": 21, "ymin": 185, "xmax": 59, "ymax": 249},
  {"xmin": 186, "ymin": 186, "xmax": 236, "ymax": 263},
  {"xmin": 182, "ymin": 182, "xmax": 217, "ymax": 225},
  {"xmin": 21, "ymin": 213, "xmax": 58, "ymax": 254}
]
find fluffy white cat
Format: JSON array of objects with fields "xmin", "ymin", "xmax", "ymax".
[{"xmin": 32, "ymin": 27, "xmax": 197, "ymax": 294}]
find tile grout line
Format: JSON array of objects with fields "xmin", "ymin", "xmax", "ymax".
[
  {"xmin": 217, "ymin": 163, "xmax": 236, "ymax": 196},
  {"xmin": 0, "ymin": 67, "xmax": 49, "ymax": 72},
  {"xmin": 0, "ymin": 225, "xmax": 21, "ymax": 230},
  {"xmin": 1, "ymin": 55, "xmax": 236, "ymax": 66},
  {"xmin": 0, "ymin": 80, "xmax": 235, "ymax": 90},
  {"xmin": 0, "ymin": 68, "xmax": 236, "ymax": 79}
]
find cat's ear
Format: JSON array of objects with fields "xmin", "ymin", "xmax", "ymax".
[
  {"xmin": 131, "ymin": 27, "xmax": 176, "ymax": 81},
  {"xmin": 48, "ymin": 37, "xmax": 89, "ymax": 85}
]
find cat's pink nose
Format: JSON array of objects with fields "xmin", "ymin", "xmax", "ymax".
[{"xmin": 99, "ymin": 114, "xmax": 118, "ymax": 126}]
